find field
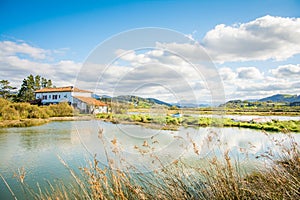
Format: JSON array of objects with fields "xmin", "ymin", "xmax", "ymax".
[{"xmin": 96, "ymin": 113, "xmax": 300, "ymax": 133}]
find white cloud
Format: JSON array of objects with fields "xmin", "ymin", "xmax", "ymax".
[
  {"xmin": 270, "ymin": 64, "xmax": 300, "ymax": 78},
  {"xmin": 155, "ymin": 42, "xmax": 210, "ymax": 62},
  {"xmin": 0, "ymin": 41, "xmax": 48, "ymax": 59},
  {"xmin": 0, "ymin": 40, "xmax": 80, "ymax": 87},
  {"xmin": 216, "ymin": 65, "xmax": 300, "ymax": 101},
  {"xmin": 203, "ymin": 15, "xmax": 300, "ymax": 63},
  {"xmin": 219, "ymin": 67, "xmax": 237, "ymax": 81},
  {"xmin": 237, "ymin": 67, "xmax": 263, "ymax": 79}
]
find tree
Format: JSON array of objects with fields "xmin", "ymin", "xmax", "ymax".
[
  {"xmin": 17, "ymin": 74, "xmax": 53, "ymax": 102},
  {"xmin": 0, "ymin": 80, "xmax": 16, "ymax": 99},
  {"xmin": 41, "ymin": 77, "xmax": 52, "ymax": 88}
]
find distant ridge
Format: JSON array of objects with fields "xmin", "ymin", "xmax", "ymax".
[
  {"xmin": 93, "ymin": 93, "xmax": 300, "ymax": 108},
  {"xmin": 94, "ymin": 95, "xmax": 172, "ymax": 107},
  {"xmin": 258, "ymin": 94, "xmax": 300, "ymax": 103}
]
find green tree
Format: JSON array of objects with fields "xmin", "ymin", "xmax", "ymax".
[
  {"xmin": 17, "ymin": 75, "xmax": 53, "ymax": 102},
  {"xmin": 41, "ymin": 77, "xmax": 52, "ymax": 88},
  {"xmin": 0, "ymin": 80, "xmax": 16, "ymax": 99}
]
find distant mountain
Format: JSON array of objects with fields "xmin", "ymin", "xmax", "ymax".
[
  {"xmin": 258, "ymin": 94, "xmax": 300, "ymax": 103},
  {"xmin": 246, "ymin": 99, "xmax": 259, "ymax": 102},
  {"xmin": 95, "ymin": 95, "xmax": 172, "ymax": 107},
  {"xmin": 94, "ymin": 94, "xmax": 212, "ymax": 108},
  {"xmin": 173, "ymin": 103, "xmax": 210, "ymax": 108},
  {"xmin": 146, "ymin": 98, "xmax": 172, "ymax": 107},
  {"xmin": 92, "ymin": 94, "xmax": 112, "ymax": 100}
]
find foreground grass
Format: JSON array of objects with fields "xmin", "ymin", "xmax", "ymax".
[
  {"xmin": 96, "ymin": 113, "xmax": 300, "ymax": 132},
  {"xmin": 7, "ymin": 130, "xmax": 300, "ymax": 199}
]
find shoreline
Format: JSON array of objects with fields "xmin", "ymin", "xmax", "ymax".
[
  {"xmin": 128, "ymin": 109, "xmax": 300, "ymax": 116},
  {"xmin": 0, "ymin": 115, "xmax": 94, "ymax": 128},
  {"xmin": 1, "ymin": 113, "xmax": 299, "ymax": 133},
  {"xmin": 96, "ymin": 113, "xmax": 300, "ymax": 133}
]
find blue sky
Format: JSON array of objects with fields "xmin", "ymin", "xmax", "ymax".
[{"xmin": 1, "ymin": 0, "xmax": 300, "ymax": 103}]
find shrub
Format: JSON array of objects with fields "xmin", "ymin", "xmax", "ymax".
[
  {"xmin": 48, "ymin": 103, "xmax": 74, "ymax": 117},
  {"xmin": 27, "ymin": 105, "xmax": 49, "ymax": 119},
  {"xmin": 166, "ymin": 116, "xmax": 179, "ymax": 125},
  {"xmin": 0, "ymin": 98, "xmax": 11, "ymax": 114},
  {"xmin": 131, "ymin": 114, "xmax": 142, "ymax": 122},
  {"xmin": 10, "ymin": 103, "xmax": 31, "ymax": 119},
  {"xmin": 1, "ymin": 105, "xmax": 19, "ymax": 120}
]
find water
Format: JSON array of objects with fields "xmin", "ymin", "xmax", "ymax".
[{"xmin": 0, "ymin": 120, "xmax": 299, "ymax": 199}]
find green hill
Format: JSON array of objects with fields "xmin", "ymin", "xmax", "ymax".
[{"xmin": 258, "ymin": 94, "xmax": 300, "ymax": 103}]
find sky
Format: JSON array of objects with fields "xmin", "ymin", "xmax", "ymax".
[{"xmin": 0, "ymin": 0, "xmax": 300, "ymax": 104}]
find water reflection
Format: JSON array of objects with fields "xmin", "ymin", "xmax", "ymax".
[{"xmin": 0, "ymin": 120, "xmax": 299, "ymax": 199}]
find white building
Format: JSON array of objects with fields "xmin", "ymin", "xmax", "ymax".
[{"xmin": 35, "ymin": 86, "xmax": 108, "ymax": 114}]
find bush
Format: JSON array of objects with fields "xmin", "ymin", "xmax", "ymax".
[
  {"xmin": 166, "ymin": 116, "xmax": 179, "ymax": 125},
  {"xmin": 27, "ymin": 105, "xmax": 49, "ymax": 119},
  {"xmin": 10, "ymin": 103, "xmax": 32, "ymax": 119},
  {"xmin": 1, "ymin": 105, "xmax": 19, "ymax": 120},
  {"xmin": 0, "ymin": 98, "xmax": 10, "ymax": 112},
  {"xmin": 0, "ymin": 100, "xmax": 74, "ymax": 120},
  {"xmin": 48, "ymin": 103, "xmax": 74, "ymax": 117}
]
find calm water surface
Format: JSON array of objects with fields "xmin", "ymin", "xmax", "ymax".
[{"xmin": 0, "ymin": 120, "xmax": 299, "ymax": 199}]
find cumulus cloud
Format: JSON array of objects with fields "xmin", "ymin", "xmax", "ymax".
[
  {"xmin": 219, "ymin": 67, "xmax": 237, "ymax": 81},
  {"xmin": 0, "ymin": 40, "xmax": 80, "ymax": 87},
  {"xmin": 237, "ymin": 82, "xmax": 290, "ymax": 92},
  {"xmin": 237, "ymin": 67, "xmax": 263, "ymax": 79},
  {"xmin": 0, "ymin": 41, "xmax": 48, "ymax": 59},
  {"xmin": 155, "ymin": 42, "xmax": 210, "ymax": 62},
  {"xmin": 203, "ymin": 15, "xmax": 300, "ymax": 63},
  {"xmin": 216, "ymin": 64, "xmax": 300, "ymax": 101},
  {"xmin": 270, "ymin": 64, "xmax": 300, "ymax": 78}
]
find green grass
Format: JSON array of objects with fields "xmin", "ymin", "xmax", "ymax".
[{"xmin": 96, "ymin": 113, "xmax": 300, "ymax": 133}]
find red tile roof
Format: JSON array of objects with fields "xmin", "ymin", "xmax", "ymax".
[
  {"xmin": 35, "ymin": 86, "xmax": 92, "ymax": 93},
  {"xmin": 73, "ymin": 96, "xmax": 107, "ymax": 106}
]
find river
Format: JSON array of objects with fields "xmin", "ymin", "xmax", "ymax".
[{"xmin": 0, "ymin": 120, "xmax": 299, "ymax": 199}]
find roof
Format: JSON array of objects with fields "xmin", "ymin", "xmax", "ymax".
[
  {"xmin": 73, "ymin": 96, "xmax": 107, "ymax": 106},
  {"xmin": 35, "ymin": 86, "xmax": 92, "ymax": 93}
]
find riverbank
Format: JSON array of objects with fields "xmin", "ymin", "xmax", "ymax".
[
  {"xmin": 0, "ymin": 115, "xmax": 94, "ymax": 128},
  {"xmin": 129, "ymin": 108, "xmax": 300, "ymax": 116},
  {"xmin": 0, "ymin": 118, "xmax": 49, "ymax": 128},
  {"xmin": 96, "ymin": 113, "xmax": 300, "ymax": 133}
]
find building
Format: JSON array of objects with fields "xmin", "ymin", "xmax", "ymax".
[
  {"xmin": 35, "ymin": 86, "xmax": 108, "ymax": 114},
  {"xmin": 73, "ymin": 96, "xmax": 107, "ymax": 114}
]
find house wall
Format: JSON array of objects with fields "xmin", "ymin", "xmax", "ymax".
[
  {"xmin": 35, "ymin": 91, "xmax": 73, "ymax": 104},
  {"xmin": 93, "ymin": 106, "xmax": 108, "ymax": 114},
  {"xmin": 73, "ymin": 97, "xmax": 89, "ymax": 113},
  {"xmin": 35, "ymin": 91, "xmax": 107, "ymax": 114},
  {"xmin": 73, "ymin": 97, "xmax": 108, "ymax": 114}
]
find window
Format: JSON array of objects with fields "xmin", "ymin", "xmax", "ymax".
[
  {"xmin": 49, "ymin": 95, "xmax": 51, "ymax": 99},
  {"xmin": 53, "ymin": 95, "xmax": 58, "ymax": 100},
  {"xmin": 59, "ymin": 95, "xmax": 61, "ymax": 98},
  {"xmin": 42, "ymin": 95, "xmax": 47, "ymax": 100}
]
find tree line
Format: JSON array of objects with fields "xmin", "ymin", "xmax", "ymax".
[{"xmin": 0, "ymin": 74, "xmax": 53, "ymax": 102}]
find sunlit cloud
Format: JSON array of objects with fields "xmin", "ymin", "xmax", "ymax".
[{"xmin": 203, "ymin": 15, "xmax": 300, "ymax": 63}]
